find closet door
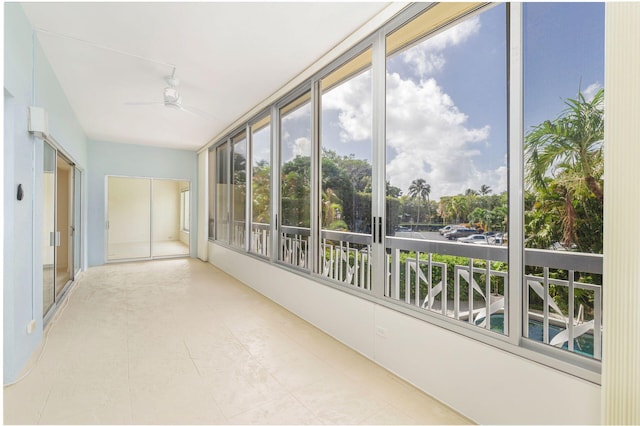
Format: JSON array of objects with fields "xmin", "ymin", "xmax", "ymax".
[{"xmin": 107, "ymin": 177, "xmax": 151, "ymax": 261}]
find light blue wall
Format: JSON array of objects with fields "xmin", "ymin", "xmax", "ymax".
[
  {"xmin": 87, "ymin": 139, "xmax": 198, "ymax": 266},
  {"xmin": 3, "ymin": 3, "xmax": 89, "ymax": 383}
]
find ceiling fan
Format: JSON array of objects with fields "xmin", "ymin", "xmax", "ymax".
[{"xmin": 124, "ymin": 68, "xmax": 212, "ymax": 119}]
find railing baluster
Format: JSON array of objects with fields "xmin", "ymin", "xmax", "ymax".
[
  {"xmin": 468, "ymin": 259, "xmax": 474, "ymax": 324},
  {"xmin": 454, "ymin": 266, "xmax": 460, "ymax": 320},
  {"xmin": 414, "ymin": 252, "xmax": 420, "ymax": 306},
  {"xmin": 485, "ymin": 260, "xmax": 491, "ymax": 330},
  {"xmin": 442, "ymin": 262, "xmax": 448, "ymax": 317},
  {"xmin": 594, "ymin": 286, "xmax": 602, "ymax": 360},
  {"xmin": 568, "ymin": 270, "xmax": 575, "ymax": 352},
  {"xmin": 543, "ymin": 268, "xmax": 549, "ymax": 344}
]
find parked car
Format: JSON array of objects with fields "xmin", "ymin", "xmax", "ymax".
[
  {"xmin": 440, "ymin": 225, "xmax": 464, "ymax": 236},
  {"xmin": 446, "ymin": 228, "xmax": 477, "ymax": 240},
  {"xmin": 491, "ymin": 232, "xmax": 507, "ymax": 245},
  {"xmin": 458, "ymin": 234, "xmax": 489, "ymax": 244}
]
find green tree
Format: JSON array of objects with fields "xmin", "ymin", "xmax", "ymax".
[
  {"xmin": 479, "ymin": 184, "xmax": 492, "ymax": 196},
  {"xmin": 525, "ymin": 88, "xmax": 604, "ymax": 251},
  {"xmin": 408, "ymin": 178, "xmax": 431, "ymax": 229},
  {"xmin": 525, "ymin": 88, "xmax": 604, "ymax": 201}
]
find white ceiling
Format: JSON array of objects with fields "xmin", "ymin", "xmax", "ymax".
[{"xmin": 21, "ymin": 2, "xmax": 390, "ymax": 151}]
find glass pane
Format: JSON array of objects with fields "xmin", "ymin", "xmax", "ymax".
[
  {"xmin": 279, "ymin": 92, "xmax": 312, "ymax": 268},
  {"xmin": 73, "ymin": 168, "xmax": 81, "ymax": 275},
  {"xmin": 384, "ymin": 5, "xmax": 508, "ymax": 334},
  {"xmin": 231, "ymin": 133, "xmax": 247, "ymax": 249},
  {"xmin": 107, "ymin": 177, "xmax": 151, "ymax": 260},
  {"xmin": 182, "ymin": 190, "xmax": 190, "ymax": 232},
  {"xmin": 42, "ymin": 142, "xmax": 56, "ymax": 316},
  {"xmin": 251, "ymin": 117, "xmax": 271, "ymax": 256},
  {"xmin": 55, "ymin": 155, "xmax": 72, "ymax": 297},
  {"xmin": 152, "ymin": 180, "xmax": 189, "ymax": 257},
  {"xmin": 215, "ymin": 144, "xmax": 229, "ymax": 243},
  {"xmin": 523, "ymin": 3, "xmax": 604, "ymax": 359},
  {"xmin": 319, "ymin": 48, "xmax": 373, "ymax": 290},
  {"xmin": 208, "ymin": 149, "xmax": 216, "ymax": 239}
]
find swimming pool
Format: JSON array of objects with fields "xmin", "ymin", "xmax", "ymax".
[{"xmin": 479, "ymin": 313, "xmax": 595, "ymax": 358}]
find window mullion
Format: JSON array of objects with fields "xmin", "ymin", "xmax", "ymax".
[
  {"xmin": 270, "ymin": 105, "xmax": 280, "ymax": 262},
  {"xmin": 507, "ymin": 2, "xmax": 524, "ymax": 346},
  {"xmin": 370, "ymin": 29, "xmax": 387, "ymax": 299},
  {"xmin": 245, "ymin": 124, "xmax": 252, "ymax": 252},
  {"xmin": 310, "ymin": 80, "xmax": 321, "ymax": 274}
]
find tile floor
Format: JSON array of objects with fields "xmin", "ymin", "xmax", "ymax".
[{"xmin": 4, "ymin": 258, "xmax": 473, "ymax": 425}]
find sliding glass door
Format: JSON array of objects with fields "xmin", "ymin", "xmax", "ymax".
[
  {"xmin": 42, "ymin": 141, "xmax": 81, "ymax": 319},
  {"xmin": 107, "ymin": 176, "xmax": 191, "ymax": 261}
]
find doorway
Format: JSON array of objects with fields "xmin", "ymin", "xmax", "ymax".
[
  {"xmin": 106, "ymin": 176, "xmax": 191, "ymax": 262},
  {"xmin": 43, "ymin": 141, "xmax": 80, "ymax": 318}
]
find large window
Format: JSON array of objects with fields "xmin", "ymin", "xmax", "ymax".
[
  {"xmin": 206, "ymin": 2, "xmax": 606, "ymax": 377},
  {"xmin": 319, "ymin": 49, "xmax": 373, "ymax": 289},
  {"xmin": 523, "ymin": 3, "xmax": 604, "ymax": 360},
  {"xmin": 279, "ymin": 92, "xmax": 312, "ymax": 269},
  {"xmin": 385, "ymin": 4, "xmax": 508, "ymax": 334},
  {"xmin": 250, "ymin": 116, "xmax": 271, "ymax": 257}
]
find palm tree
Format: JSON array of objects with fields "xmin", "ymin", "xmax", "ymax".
[
  {"xmin": 408, "ymin": 178, "xmax": 431, "ymax": 230},
  {"xmin": 479, "ymin": 184, "xmax": 492, "ymax": 196},
  {"xmin": 525, "ymin": 88, "xmax": 604, "ymax": 201},
  {"xmin": 525, "ymin": 88, "xmax": 604, "ymax": 249}
]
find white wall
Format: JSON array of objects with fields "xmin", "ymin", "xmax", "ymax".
[
  {"xmin": 209, "ymin": 242, "xmax": 601, "ymax": 424},
  {"xmin": 4, "ymin": 3, "xmax": 89, "ymax": 383}
]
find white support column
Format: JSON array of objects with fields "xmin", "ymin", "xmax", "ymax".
[{"xmin": 602, "ymin": 3, "xmax": 640, "ymax": 424}]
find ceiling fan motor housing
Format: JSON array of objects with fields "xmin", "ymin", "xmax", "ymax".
[{"xmin": 163, "ymin": 86, "xmax": 182, "ymax": 105}]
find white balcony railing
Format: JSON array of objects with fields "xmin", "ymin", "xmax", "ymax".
[
  {"xmin": 254, "ymin": 224, "xmax": 603, "ymax": 360},
  {"xmin": 251, "ymin": 222, "xmax": 270, "ymax": 257}
]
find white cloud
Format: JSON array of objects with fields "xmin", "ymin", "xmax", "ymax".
[
  {"xmin": 402, "ymin": 16, "xmax": 481, "ymax": 77},
  {"xmin": 583, "ymin": 82, "xmax": 602, "ymax": 102},
  {"xmin": 292, "ymin": 137, "xmax": 311, "ymax": 158},
  {"xmin": 321, "ymin": 71, "xmax": 372, "ymax": 143},
  {"xmin": 386, "ymin": 72, "xmax": 507, "ymax": 199},
  {"xmin": 313, "ymin": 13, "xmax": 507, "ymax": 200}
]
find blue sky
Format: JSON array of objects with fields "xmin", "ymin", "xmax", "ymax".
[{"xmin": 281, "ymin": 3, "xmax": 604, "ymax": 201}]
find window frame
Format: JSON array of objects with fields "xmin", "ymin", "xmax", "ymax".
[{"xmin": 204, "ymin": 2, "xmax": 603, "ymax": 383}]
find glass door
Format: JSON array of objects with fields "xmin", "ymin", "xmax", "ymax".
[
  {"xmin": 73, "ymin": 168, "xmax": 82, "ymax": 276},
  {"xmin": 42, "ymin": 142, "xmax": 56, "ymax": 317},
  {"xmin": 55, "ymin": 154, "xmax": 74, "ymax": 298},
  {"xmin": 383, "ymin": 4, "xmax": 509, "ymax": 333},
  {"xmin": 318, "ymin": 48, "xmax": 373, "ymax": 290}
]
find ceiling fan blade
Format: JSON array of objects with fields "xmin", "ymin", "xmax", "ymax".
[
  {"xmin": 181, "ymin": 104, "xmax": 219, "ymax": 120},
  {"xmin": 124, "ymin": 101, "xmax": 164, "ymax": 106},
  {"xmin": 178, "ymin": 105, "xmax": 211, "ymax": 119}
]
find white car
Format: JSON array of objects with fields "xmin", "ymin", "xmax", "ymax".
[{"xmin": 458, "ymin": 234, "xmax": 489, "ymax": 245}]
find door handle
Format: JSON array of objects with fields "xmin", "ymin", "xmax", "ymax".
[
  {"xmin": 50, "ymin": 231, "xmax": 56, "ymax": 247},
  {"xmin": 372, "ymin": 217, "xmax": 376, "ymax": 243},
  {"xmin": 55, "ymin": 231, "xmax": 61, "ymax": 247}
]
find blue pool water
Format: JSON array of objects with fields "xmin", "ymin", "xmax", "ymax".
[{"xmin": 480, "ymin": 313, "xmax": 595, "ymax": 358}]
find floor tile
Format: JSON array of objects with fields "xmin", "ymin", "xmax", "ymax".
[{"xmin": 3, "ymin": 259, "xmax": 472, "ymax": 425}]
